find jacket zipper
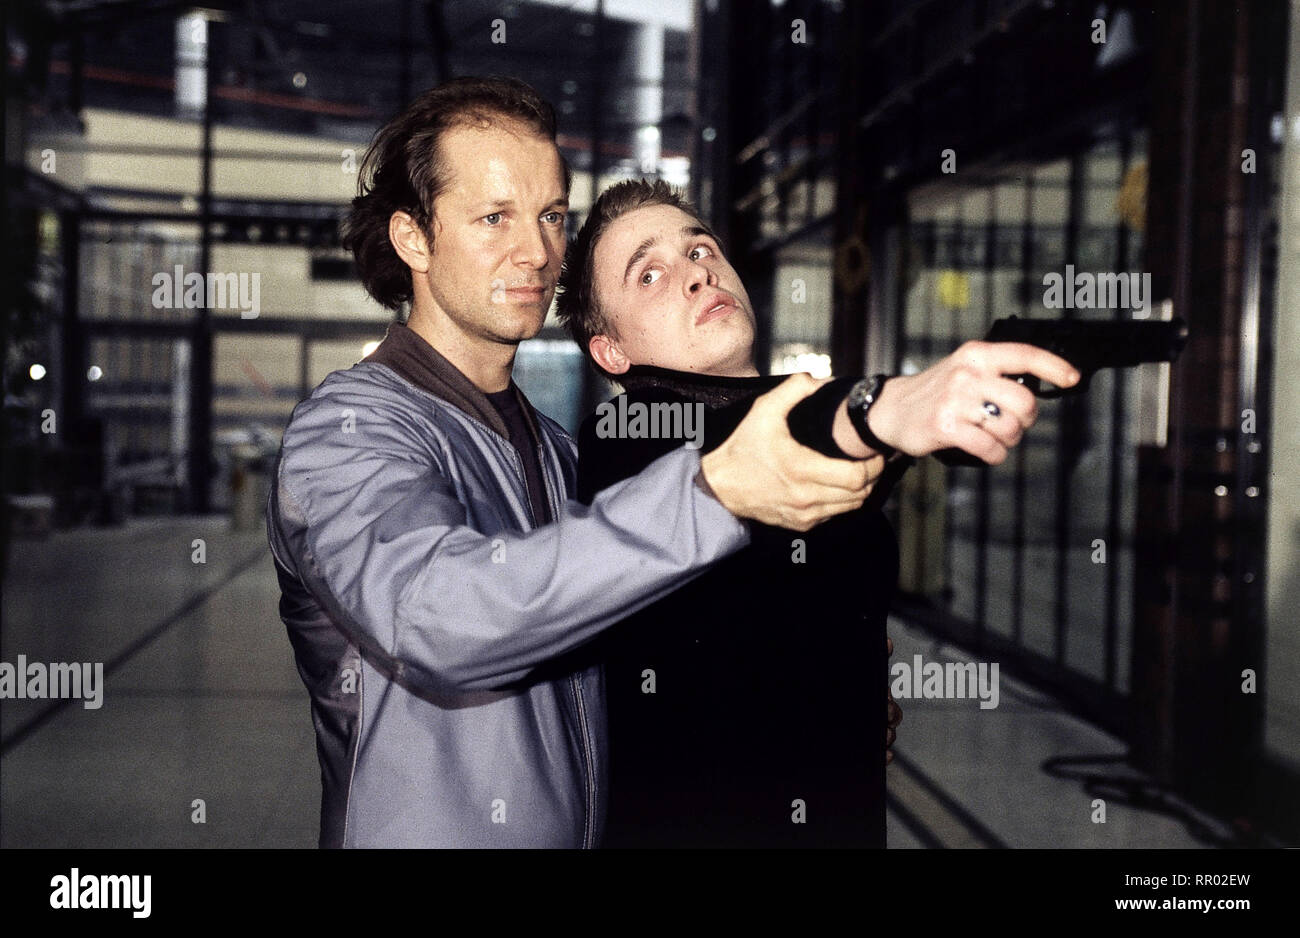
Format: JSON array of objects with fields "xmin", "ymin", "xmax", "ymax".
[
  {"xmin": 516, "ymin": 435, "xmax": 593, "ymax": 846},
  {"xmin": 570, "ymin": 672, "xmax": 596, "ymax": 849},
  {"xmin": 533, "ymin": 436, "xmax": 596, "ymax": 848}
]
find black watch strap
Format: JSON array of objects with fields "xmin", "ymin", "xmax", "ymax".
[{"xmin": 846, "ymin": 374, "xmax": 898, "ymax": 459}]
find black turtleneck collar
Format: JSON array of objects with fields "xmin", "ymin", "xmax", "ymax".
[{"xmin": 616, "ymin": 364, "xmax": 785, "ymax": 410}]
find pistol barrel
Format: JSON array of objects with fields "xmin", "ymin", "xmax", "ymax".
[{"xmin": 986, "ymin": 315, "xmax": 1188, "ymax": 371}]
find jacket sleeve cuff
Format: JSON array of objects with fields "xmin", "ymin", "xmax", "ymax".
[{"xmin": 686, "ymin": 447, "xmax": 750, "ymax": 545}]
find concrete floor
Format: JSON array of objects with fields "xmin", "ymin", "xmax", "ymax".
[{"xmin": 1, "ymin": 517, "xmax": 1223, "ymax": 848}]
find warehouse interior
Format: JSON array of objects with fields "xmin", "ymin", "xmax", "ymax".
[{"xmin": 3, "ymin": 0, "xmax": 1297, "ymax": 848}]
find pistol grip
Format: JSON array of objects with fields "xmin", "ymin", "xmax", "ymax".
[
  {"xmin": 1010, "ymin": 373, "xmax": 1042, "ymax": 395},
  {"xmin": 934, "ymin": 447, "xmax": 989, "ymax": 468}
]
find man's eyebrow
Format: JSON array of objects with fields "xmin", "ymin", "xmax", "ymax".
[
  {"xmin": 475, "ymin": 197, "xmax": 569, "ymax": 211},
  {"xmin": 683, "ymin": 225, "xmax": 715, "ymax": 241},
  {"xmin": 623, "ymin": 235, "xmax": 660, "ymax": 285}
]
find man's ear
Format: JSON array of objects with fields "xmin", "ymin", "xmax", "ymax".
[
  {"xmin": 389, "ymin": 210, "xmax": 432, "ymax": 274},
  {"xmin": 589, "ymin": 334, "xmax": 631, "ymax": 375}
]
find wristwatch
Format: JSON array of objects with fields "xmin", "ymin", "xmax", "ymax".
[{"xmin": 846, "ymin": 374, "xmax": 899, "ymax": 460}]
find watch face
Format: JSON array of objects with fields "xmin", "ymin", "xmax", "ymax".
[
  {"xmin": 848, "ymin": 379, "xmax": 873, "ymax": 410},
  {"xmin": 850, "ymin": 376, "xmax": 884, "ymax": 410},
  {"xmin": 846, "ymin": 375, "xmax": 895, "ymax": 456}
]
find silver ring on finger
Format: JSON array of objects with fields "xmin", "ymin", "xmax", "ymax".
[{"xmin": 979, "ymin": 400, "xmax": 1001, "ymax": 425}]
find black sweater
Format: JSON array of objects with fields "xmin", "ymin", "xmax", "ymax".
[{"xmin": 576, "ymin": 365, "xmax": 903, "ymax": 848}]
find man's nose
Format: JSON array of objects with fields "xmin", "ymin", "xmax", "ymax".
[
  {"xmin": 512, "ymin": 223, "xmax": 550, "ymax": 269},
  {"xmin": 684, "ymin": 261, "xmax": 718, "ymax": 295}
]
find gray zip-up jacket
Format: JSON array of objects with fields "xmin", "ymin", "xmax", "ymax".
[{"xmin": 266, "ymin": 323, "xmax": 749, "ymax": 848}]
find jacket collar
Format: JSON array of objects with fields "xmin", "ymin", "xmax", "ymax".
[{"xmin": 367, "ymin": 320, "xmax": 543, "ymax": 443}]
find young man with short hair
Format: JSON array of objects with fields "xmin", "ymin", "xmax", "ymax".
[{"xmin": 556, "ymin": 179, "xmax": 1078, "ymax": 846}]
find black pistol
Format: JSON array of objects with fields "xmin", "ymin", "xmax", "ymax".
[{"xmin": 935, "ymin": 315, "xmax": 1189, "ymax": 467}]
